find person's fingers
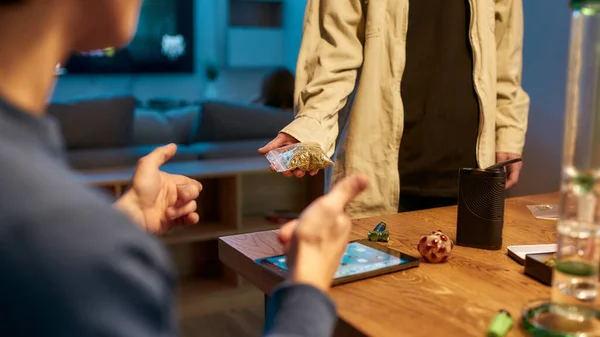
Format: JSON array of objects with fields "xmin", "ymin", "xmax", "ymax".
[
  {"xmin": 511, "ymin": 165, "xmax": 521, "ymax": 183},
  {"xmin": 278, "ymin": 219, "xmax": 299, "ymax": 251},
  {"xmin": 505, "ymin": 164, "xmax": 521, "ymax": 189},
  {"xmin": 259, "ymin": 134, "xmax": 287, "ymax": 154},
  {"xmin": 495, "ymin": 152, "xmax": 522, "ymax": 189},
  {"xmin": 506, "ymin": 172, "xmax": 516, "ymax": 189},
  {"xmin": 184, "ymin": 212, "xmax": 200, "ymax": 225},
  {"xmin": 175, "ymin": 183, "xmax": 201, "ymax": 205},
  {"xmin": 309, "ymin": 170, "xmax": 319, "ymax": 176},
  {"xmin": 166, "ymin": 200, "xmax": 197, "ymax": 220},
  {"xmin": 166, "ymin": 212, "xmax": 200, "ymax": 232},
  {"xmin": 170, "ymin": 175, "xmax": 203, "ymax": 195},
  {"xmin": 275, "ymin": 168, "xmax": 303, "ymax": 177},
  {"xmin": 184, "ymin": 177, "xmax": 203, "ymax": 192},
  {"xmin": 270, "ymin": 165, "xmax": 277, "ymax": 173},
  {"xmin": 138, "ymin": 143, "xmax": 178, "ymax": 168},
  {"xmin": 278, "ymin": 219, "xmax": 298, "ymax": 243},
  {"xmin": 325, "ymin": 173, "xmax": 369, "ymax": 209},
  {"xmin": 506, "ymin": 179, "xmax": 514, "ymax": 189}
]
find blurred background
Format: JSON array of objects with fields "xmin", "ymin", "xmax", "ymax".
[
  {"xmin": 50, "ymin": 0, "xmax": 573, "ymax": 336},
  {"xmin": 54, "ymin": 0, "xmax": 304, "ymax": 103}
]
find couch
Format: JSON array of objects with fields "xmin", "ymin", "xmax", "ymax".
[{"xmin": 48, "ymin": 95, "xmax": 293, "ymax": 170}]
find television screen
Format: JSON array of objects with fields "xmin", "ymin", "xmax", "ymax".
[{"xmin": 64, "ymin": 0, "xmax": 194, "ymax": 74}]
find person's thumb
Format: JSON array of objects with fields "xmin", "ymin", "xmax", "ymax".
[
  {"xmin": 258, "ymin": 133, "xmax": 288, "ymax": 154},
  {"xmin": 325, "ymin": 173, "xmax": 369, "ymax": 209},
  {"xmin": 139, "ymin": 143, "xmax": 177, "ymax": 168}
]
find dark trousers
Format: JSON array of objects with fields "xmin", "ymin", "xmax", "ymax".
[{"xmin": 398, "ymin": 194, "xmax": 457, "ymax": 213}]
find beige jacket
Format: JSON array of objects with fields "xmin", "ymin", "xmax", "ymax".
[{"xmin": 281, "ymin": 0, "xmax": 530, "ymax": 218}]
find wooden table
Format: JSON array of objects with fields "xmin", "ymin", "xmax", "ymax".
[{"xmin": 219, "ymin": 192, "xmax": 599, "ymax": 336}]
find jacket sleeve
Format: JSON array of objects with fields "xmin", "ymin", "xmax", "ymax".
[
  {"xmin": 494, "ymin": 0, "xmax": 530, "ymax": 155},
  {"xmin": 280, "ymin": 0, "xmax": 365, "ymax": 157},
  {"xmin": 263, "ymin": 283, "xmax": 337, "ymax": 337}
]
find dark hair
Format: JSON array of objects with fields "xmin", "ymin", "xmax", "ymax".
[{"xmin": 259, "ymin": 67, "xmax": 295, "ymax": 110}]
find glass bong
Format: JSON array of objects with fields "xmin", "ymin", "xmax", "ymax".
[{"xmin": 523, "ymin": 1, "xmax": 600, "ymax": 335}]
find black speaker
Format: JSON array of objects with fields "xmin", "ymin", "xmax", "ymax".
[{"xmin": 456, "ymin": 167, "xmax": 506, "ymax": 250}]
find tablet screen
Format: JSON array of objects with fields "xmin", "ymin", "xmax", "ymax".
[{"xmin": 262, "ymin": 241, "xmax": 408, "ymax": 279}]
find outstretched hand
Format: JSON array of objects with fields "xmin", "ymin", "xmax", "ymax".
[
  {"xmin": 115, "ymin": 144, "xmax": 203, "ymax": 234},
  {"xmin": 258, "ymin": 132, "xmax": 320, "ymax": 178},
  {"xmin": 277, "ymin": 173, "xmax": 369, "ymax": 292}
]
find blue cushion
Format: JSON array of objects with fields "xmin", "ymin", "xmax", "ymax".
[
  {"xmin": 48, "ymin": 95, "xmax": 136, "ymax": 149},
  {"xmin": 192, "ymin": 101, "xmax": 293, "ymax": 142}
]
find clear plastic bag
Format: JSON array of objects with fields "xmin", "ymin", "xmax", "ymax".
[{"xmin": 266, "ymin": 142, "xmax": 334, "ymax": 172}]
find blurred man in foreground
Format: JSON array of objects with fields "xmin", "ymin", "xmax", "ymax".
[{"xmin": 0, "ymin": 0, "xmax": 368, "ymax": 336}]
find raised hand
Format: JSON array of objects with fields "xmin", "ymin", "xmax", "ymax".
[
  {"xmin": 278, "ymin": 173, "xmax": 369, "ymax": 292},
  {"xmin": 115, "ymin": 144, "xmax": 203, "ymax": 234}
]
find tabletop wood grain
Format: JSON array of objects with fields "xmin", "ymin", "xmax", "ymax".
[{"xmin": 219, "ymin": 192, "xmax": 599, "ymax": 337}]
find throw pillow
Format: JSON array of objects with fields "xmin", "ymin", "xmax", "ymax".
[
  {"xmin": 192, "ymin": 100, "xmax": 293, "ymax": 142},
  {"xmin": 48, "ymin": 95, "xmax": 136, "ymax": 149}
]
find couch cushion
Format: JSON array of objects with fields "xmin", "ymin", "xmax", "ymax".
[
  {"xmin": 187, "ymin": 139, "xmax": 271, "ymax": 160},
  {"xmin": 133, "ymin": 109, "xmax": 174, "ymax": 146},
  {"xmin": 165, "ymin": 106, "xmax": 199, "ymax": 144},
  {"xmin": 48, "ymin": 95, "xmax": 136, "ymax": 150},
  {"xmin": 192, "ymin": 101, "xmax": 293, "ymax": 143},
  {"xmin": 133, "ymin": 106, "xmax": 200, "ymax": 146},
  {"xmin": 67, "ymin": 145, "xmax": 199, "ymax": 170}
]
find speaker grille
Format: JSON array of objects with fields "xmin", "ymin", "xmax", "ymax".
[{"xmin": 459, "ymin": 174, "xmax": 505, "ymax": 220}]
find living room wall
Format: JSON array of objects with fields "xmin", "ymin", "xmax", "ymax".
[
  {"xmin": 51, "ymin": 0, "xmax": 306, "ymax": 104},
  {"xmin": 508, "ymin": 0, "xmax": 571, "ymax": 198}
]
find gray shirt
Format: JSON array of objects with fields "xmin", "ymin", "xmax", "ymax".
[{"xmin": 0, "ymin": 98, "xmax": 336, "ymax": 337}]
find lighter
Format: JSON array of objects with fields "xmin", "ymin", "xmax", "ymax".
[
  {"xmin": 367, "ymin": 222, "xmax": 389, "ymax": 242},
  {"xmin": 487, "ymin": 310, "xmax": 513, "ymax": 337}
]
